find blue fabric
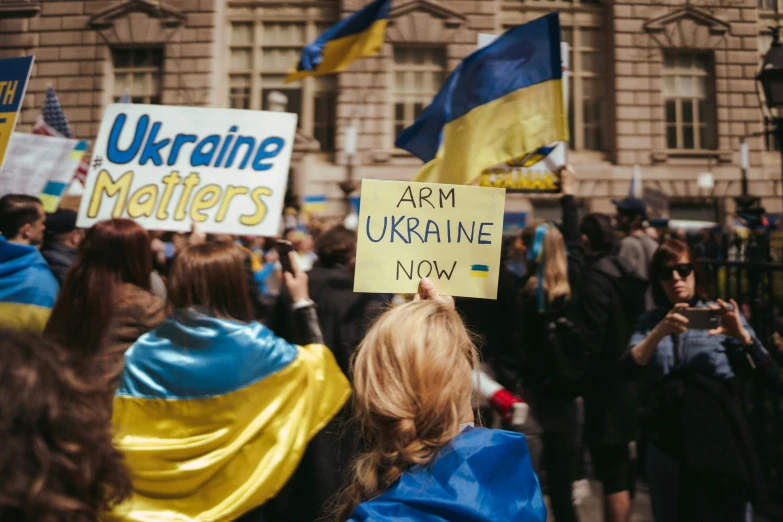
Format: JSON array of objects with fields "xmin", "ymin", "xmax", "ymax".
[
  {"xmin": 349, "ymin": 428, "xmax": 547, "ymax": 522},
  {"xmin": 628, "ymin": 301, "xmax": 767, "ymax": 380},
  {"xmin": 117, "ymin": 311, "xmax": 298, "ymax": 400},
  {"xmin": 296, "ymin": 0, "xmax": 391, "ymax": 72},
  {"xmin": 254, "ymin": 262, "xmax": 276, "ymax": 296},
  {"xmin": 395, "ymin": 13, "xmax": 562, "ymax": 163},
  {"xmin": 0, "ymin": 236, "xmax": 58, "ymax": 308}
]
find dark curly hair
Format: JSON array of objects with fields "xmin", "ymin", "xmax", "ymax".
[{"xmin": 0, "ymin": 329, "xmax": 132, "ymax": 521}]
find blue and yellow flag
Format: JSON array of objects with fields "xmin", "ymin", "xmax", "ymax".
[
  {"xmin": 286, "ymin": 0, "xmax": 390, "ymax": 83},
  {"xmin": 396, "ymin": 13, "xmax": 567, "ymax": 186},
  {"xmin": 109, "ymin": 312, "xmax": 351, "ymax": 522}
]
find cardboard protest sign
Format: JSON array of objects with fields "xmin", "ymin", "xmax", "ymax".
[
  {"xmin": 0, "ymin": 133, "xmax": 89, "ymax": 211},
  {"xmin": 354, "ymin": 180, "xmax": 505, "ymax": 299},
  {"xmin": 0, "ymin": 57, "xmax": 34, "ymax": 170},
  {"xmin": 77, "ymin": 104, "xmax": 297, "ymax": 235}
]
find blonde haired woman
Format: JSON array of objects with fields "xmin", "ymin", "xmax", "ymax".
[
  {"xmin": 513, "ymin": 167, "xmax": 585, "ymax": 522},
  {"xmin": 334, "ymin": 278, "xmax": 547, "ymax": 522}
]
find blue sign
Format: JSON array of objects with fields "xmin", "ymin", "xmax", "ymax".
[
  {"xmin": 0, "ymin": 56, "xmax": 35, "ymax": 169},
  {"xmin": 502, "ymin": 212, "xmax": 527, "ymax": 236}
]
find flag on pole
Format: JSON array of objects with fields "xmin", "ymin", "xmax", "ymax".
[
  {"xmin": 397, "ymin": 13, "xmax": 568, "ymax": 186},
  {"xmin": 285, "ymin": 0, "xmax": 390, "ymax": 83},
  {"xmin": 119, "ymin": 87, "xmax": 131, "ymax": 104},
  {"xmin": 629, "ymin": 164, "xmax": 642, "ymax": 198},
  {"xmin": 32, "ymin": 85, "xmax": 89, "ymax": 186}
]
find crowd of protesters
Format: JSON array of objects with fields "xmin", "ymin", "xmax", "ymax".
[{"xmin": 0, "ymin": 165, "xmax": 779, "ymax": 522}]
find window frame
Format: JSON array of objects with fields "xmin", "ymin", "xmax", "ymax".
[
  {"xmin": 111, "ymin": 47, "xmax": 164, "ymax": 104},
  {"xmin": 391, "ymin": 45, "xmax": 447, "ymax": 142}
]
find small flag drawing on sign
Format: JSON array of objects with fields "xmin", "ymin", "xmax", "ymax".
[{"xmin": 470, "ymin": 264, "xmax": 489, "ymax": 278}]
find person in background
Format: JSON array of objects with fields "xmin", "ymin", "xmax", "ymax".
[
  {"xmin": 333, "ymin": 279, "xmax": 546, "ymax": 522},
  {"xmin": 573, "ymin": 213, "xmax": 648, "ymax": 522},
  {"xmin": 44, "ymin": 219, "xmax": 166, "ymax": 393},
  {"xmin": 0, "ymin": 194, "xmax": 59, "ymax": 332},
  {"xmin": 285, "ymin": 228, "xmax": 318, "ymax": 271},
  {"xmin": 614, "ymin": 197, "xmax": 659, "ymax": 311},
  {"xmin": 0, "ymin": 328, "xmax": 132, "ymax": 521},
  {"xmin": 623, "ymin": 239, "xmax": 779, "ymax": 521},
  {"xmin": 111, "ymin": 242, "xmax": 350, "ymax": 522},
  {"xmin": 41, "ymin": 208, "xmax": 84, "ymax": 285}
]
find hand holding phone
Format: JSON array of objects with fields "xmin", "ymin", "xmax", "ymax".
[
  {"xmin": 680, "ymin": 307, "xmax": 719, "ymax": 330},
  {"xmin": 275, "ymin": 239, "xmax": 295, "ymax": 275}
]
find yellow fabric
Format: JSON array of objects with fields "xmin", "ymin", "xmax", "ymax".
[
  {"xmin": 285, "ymin": 19, "xmax": 388, "ymax": 82},
  {"xmin": 238, "ymin": 245, "xmax": 263, "ymax": 272},
  {"xmin": 39, "ymin": 193, "xmax": 61, "ymax": 213},
  {"xmin": 109, "ymin": 344, "xmax": 351, "ymax": 522},
  {"xmin": 413, "ymin": 78, "xmax": 568, "ymax": 186},
  {"xmin": 0, "ymin": 302, "xmax": 50, "ymax": 333}
]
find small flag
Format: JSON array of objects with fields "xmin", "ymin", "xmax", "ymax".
[
  {"xmin": 629, "ymin": 164, "xmax": 642, "ymax": 198},
  {"xmin": 469, "ymin": 264, "xmax": 490, "ymax": 278},
  {"xmin": 397, "ymin": 13, "xmax": 567, "ymax": 186},
  {"xmin": 32, "ymin": 86, "xmax": 88, "ymax": 186},
  {"xmin": 119, "ymin": 87, "xmax": 131, "ymax": 104},
  {"xmin": 286, "ymin": 0, "xmax": 390, "ymax": 83}
]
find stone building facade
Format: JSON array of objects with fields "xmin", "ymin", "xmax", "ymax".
[{"xmin": 0, "ymin": 0, "xmax": 781, "ymax": 223}]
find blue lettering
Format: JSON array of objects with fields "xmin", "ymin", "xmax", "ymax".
[
  {"xmin": 138, "ymin": 122, "xmax": 170, "ymax": 166},
  {"xmin": 390, "ymin": 215, "xmax": 409, "ymax": 243},
  {"xmin": 252, "ymin": 137, "xmax": 284, "ymax": 171},
  {"xmin": 424, "ymin": 219, "xmax": 441, "ymax": 243},
  {"xmin": 191, "ymin": 135, "xmax": 220, "ymax": 167},
  {"xmin": 226, "ymin": 136, "xmax": 255, "ymax": 169},
  {"xmin": 366, "ymin": 216, "xmax": 387, "ymax": 243},
  {"xmin": 478, "ymin": 222, "xmax": 493, "ymax": 244},
  {"xmin": 215, "ymin": 131, "xmax": 235, "ymax": 167},
  {"xmin": 106, "ymin": 113, "xmax": 147, "ymax": 164},
  {"xmin": 457, "ymin": 221, "xmax": 475, "ymax": 243},
  {"xmin": 447, "ymin": 219, "xmax": 452, "ymax": 243},
  {"xmin": 168, "ymin": 134, "xmax": 197, "ymax": 166},
  {"xmin": 407, "ymin": 217, "xmax": 424, "ymax": 243}
]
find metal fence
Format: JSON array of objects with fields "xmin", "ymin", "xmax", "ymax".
[{"xmin": 698, "ymin": 257, "xmax": 783, "ymax": 514}]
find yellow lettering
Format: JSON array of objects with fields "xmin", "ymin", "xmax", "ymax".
[
  {"xmin": 0, "ymin": 82, "xmax": 6, "ymax": 102},
  {"xmin": 127, "ymin": 184, "xmax": 158, "ymax": 218},
  {"xmin": 87, "ymin": 169, "xmax": 132, "ymax": 218},
  {"xmin": 240, "ymin": 187, "xmax": 273, "ymax": 226},
  {"xmin": 174, "ymin": 173, "xmax": 201, "ymax": 221},
  {"xmin": 190, "ymin": 184, "xmax": 222, "ymax": 222},
  {"xmin": 156, "ymin": 171, "xmax": 181, "ymax": 219},
  {"xmin": 2, "ymin": 81, "xmax": 17, "ymax": 105},
  {"xmin": 216, "ymin": 185, "xmax": 249, "ymax": 222}
]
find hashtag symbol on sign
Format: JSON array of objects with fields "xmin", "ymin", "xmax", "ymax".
[{"xmin": 92, "ymin": 156, "xmax": 103, "ymax": 169}]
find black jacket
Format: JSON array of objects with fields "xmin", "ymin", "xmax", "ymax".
[
  {"xmin": 574, "ymin": 254, "xmax": 647, "ymax": 445},
  {"xmin": 41, "ymin": 243, "xmax": 77, "ymax": 285}
]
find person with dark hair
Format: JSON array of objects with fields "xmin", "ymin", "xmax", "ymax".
[
  {"xmin": 614, "ymin": 197, "xmax": 658, "ymax": 310},
  {"xmin": 623, "ymin": 239, "xmax": 779, "ymax": 522},
  {"xmin": 0, "ymin": 194, "xmax": 59, "ymax": 332},
  {"xmin": 44, "ymin": 218, "xmax": 166, "ymax": 392},
  {"xmin": 41, "ymin": 208, "xmax": 84, "ymax": 285},
  {"xmin": 572, "ymin": 212, "xmax": 647, "ymax": 522},
  {"xmin": 0, "ymin": 328, "xmax": 132, "ymax": 521},
  {"xmin": 111, "ymin": 241, "xmax": 349, "ymax": 521}
]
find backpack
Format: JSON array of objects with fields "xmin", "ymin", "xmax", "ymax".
[{"xmin": 534, "ymin": 306, "xmax": 589, "ymax": 399}]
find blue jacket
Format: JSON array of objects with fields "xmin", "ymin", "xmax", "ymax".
[
  {"xmin": 349, "ymin": 428, "xmax": 547, "ymax": 522},
  {"xmin": 0, "ymin": 236, "xmax": 59, "ymax": 332}
]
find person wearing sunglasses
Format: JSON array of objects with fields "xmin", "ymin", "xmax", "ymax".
[{"xmin": 622, "ymin": 239, "xmax": 779, "ymax": 522}]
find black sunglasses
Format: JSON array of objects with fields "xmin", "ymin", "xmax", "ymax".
[{"xmin": 658, "ymin": 263, "xmax": 694, "ymax": 281}]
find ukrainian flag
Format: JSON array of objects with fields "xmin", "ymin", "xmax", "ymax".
[
  {"xmin": 109, "ymin": 312, "xmax": 351, "ymax": 522},
  {"xmin": 397, "ymin": 13, "xmax": 567, "ymax": 186},
  {"xmin": 286, "ymin": 0, "xmax": 390, "ymax": 82}
]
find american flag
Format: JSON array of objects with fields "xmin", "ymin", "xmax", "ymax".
[
  {"xmin": 119, "ymin": 87, "xmax": 131, "ymax": 104},
  {"xmin": 32, "ymin": 85, "xmax": 89, "ymax": 185}
]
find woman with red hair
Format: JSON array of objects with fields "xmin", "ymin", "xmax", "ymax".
[{"xmin": 45, "ymin": 218, "xmax": 166, "ymax": 392}]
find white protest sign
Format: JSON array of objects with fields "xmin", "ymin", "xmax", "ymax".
[
  {"xmin": 77, "ymin": 104, "xmax": 297, "ymax": 235},
  {"xmin": 0, "ymin": 133, "xmax": 88, "ymax": 210}
]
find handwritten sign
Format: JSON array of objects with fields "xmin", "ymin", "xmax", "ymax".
[
  {"xmin": 0, "ymin": 133, "xmax": 89, "ymax": 212},
  {"xmin": 76, "ymin": 104, "xmax": 297, "ymax": 235},
  {"xmin": 354, "ymin": 180, "xmax": 505, "ymax": 299},
  {"xmin": 0, "ymin": 56, "xmax": 34, "ymax": 170}
]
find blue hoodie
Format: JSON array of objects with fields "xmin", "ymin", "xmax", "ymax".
[
  {"xmin": 349, "ymin": 428, "xmax": 547, "ymax": 522},
  {"xmin": 0, "ymin": 236, "xmax": 59, "ymax": 332}
]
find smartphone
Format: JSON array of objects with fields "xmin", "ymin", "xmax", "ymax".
[
  {"xmin": 275, "ymin": 239, "xmax": 295, "ymax": 275},
  {"xmin": 680, "ymin": 308, "xmax": 719, "ymax": 330}
]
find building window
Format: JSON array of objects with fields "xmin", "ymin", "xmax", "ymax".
[
  {"xmin": 393, "ymin": 47, "xmax": 446, "ymax": 139},
  {"xmin": 561, "ymin": 27, "xmax": 605, "ymax": 151},
  {"xmin": 662, "ymin": 52, "xmax": 716, "ymax": 150},
  {"xmin": 759, "ymin": 34, "xmax": 780, "ymax": 151},
  {"xmin": 758, "ymin": 0, "xmax": 777, "ymax": 9},
  {"xmin": 112, "ymin": 48, "xmax": 163, "ymax": 104},
  {"xmin": 227, "ymin": 21, "xmax": 337, "ymax": 152}
]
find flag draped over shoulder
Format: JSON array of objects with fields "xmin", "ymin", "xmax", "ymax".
[
  {"xmin": 286, "ymin": 0, "xmax": 390, "ymax": 82},
  {"xmin": 109, "ymin": 313, "xmax": 351, "ymax": 522},
  {"xmin": 32, "ymin": 85, "xmax": 89, "ymax": 185},
  {"xmin": 397, "ymin": 13, "xmax": 567, "ymax": 186},
  {"xmin": 348, "ymin": 428, "xmax": 547, "ymax": 522}
]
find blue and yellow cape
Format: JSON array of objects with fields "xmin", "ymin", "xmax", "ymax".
[
  {"xmin": 110, "ymin": 312, "xmax": 351, "ymax": 521},
  {"xmin": 349, "ymin": 428, "xmax": 547, "ymax": 522}
]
